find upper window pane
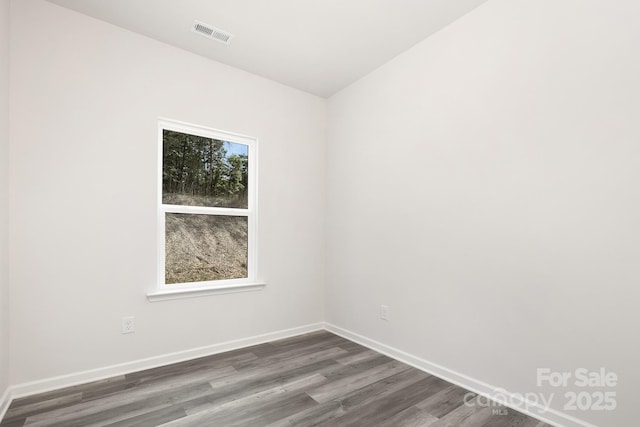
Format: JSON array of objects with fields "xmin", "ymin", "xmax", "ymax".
[{"xmin": 162, "ymin": 130, "xmax": 249, "ymax": 208}]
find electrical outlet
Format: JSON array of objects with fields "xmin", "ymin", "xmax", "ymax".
[
  {"xmin": 122, "ymin": 316, "xmax": 135, "ymax": 334},
  {"xmin": 380, "ymin": 305, "xmax": 389, "ymax": 321}
]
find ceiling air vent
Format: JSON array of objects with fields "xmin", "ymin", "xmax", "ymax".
[{"xmin": 192, "ymin": 21, "xmax": 233, "ymax": 45}]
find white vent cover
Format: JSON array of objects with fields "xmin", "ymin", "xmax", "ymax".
[{"xmin": 192, "ymin": 21, "xmax": 233, "ymax": 45}]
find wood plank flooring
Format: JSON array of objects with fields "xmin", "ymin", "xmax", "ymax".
[{"xmin": 1, "ymin": 331, "xmax": 553, "ymax": 426}]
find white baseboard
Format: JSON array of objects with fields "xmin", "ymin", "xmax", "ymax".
[
  {"xmin": 7, "ymin": 322, "xmax": 324, "ymax": 402},
  {"xmin": 324, "ymin": 323, "xmax": 596, "ymax": 427},
  {"xmin": 1, "ymin": 322, "xmax": 598, "ymax": 427},
  {"xmin": 0, "ymin": 387, "xmax": 11, "ymax": 422}
]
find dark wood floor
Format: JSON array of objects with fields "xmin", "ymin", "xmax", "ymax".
[{"xmin": 1, "ymin": 331, "xmax": 553, "ymax": 426}]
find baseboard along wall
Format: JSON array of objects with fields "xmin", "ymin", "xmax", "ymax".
[
  {"xmin": 1, "ymin": 322, "xmax": 598, "ymax": 427},
  {"xmin": 324, "ymin": 324, "xmax": 597, "ymax": 427},
  {"xmin": 0, "ymin": 322, "xmax": 324, "ymax": 421}
]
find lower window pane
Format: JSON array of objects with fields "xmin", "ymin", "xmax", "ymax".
[{"xmin": 165, "ymin": 213, "xmax": 248, "ymax": 284}]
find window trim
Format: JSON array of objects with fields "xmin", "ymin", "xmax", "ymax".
[{"xmin": 148, "ymin": 118, "xmax": 263, "ymax": 301}]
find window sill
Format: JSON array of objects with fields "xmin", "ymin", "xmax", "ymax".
[{"xmin": 147, "ymin": 282, "xmax": 266, "ymax": 302}]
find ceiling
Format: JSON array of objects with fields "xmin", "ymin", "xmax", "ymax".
[{"xmin": 45, "ymin": 0, "xmax": 488, "ymax": 98}]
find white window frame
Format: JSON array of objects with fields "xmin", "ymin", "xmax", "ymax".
[{"xmin": 148, "ymin": 118, "xmax": 264, "ymax": 302}]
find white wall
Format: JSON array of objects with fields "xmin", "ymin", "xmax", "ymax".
[
  {"xmin": 9, "ymin": 0, "xmax": 325, "ymax": 385},
  {"xmin": 326, "ymin": 1, "xmax": 640, "ymax": 426},
  {"xmin": 0, "ymin": 0, "xmax": 10, "ymax": 400}
]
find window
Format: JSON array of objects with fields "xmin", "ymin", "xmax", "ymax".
[{"xmin": 149, "ymin": 119, "xmax": 262, "ymax": 301}]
